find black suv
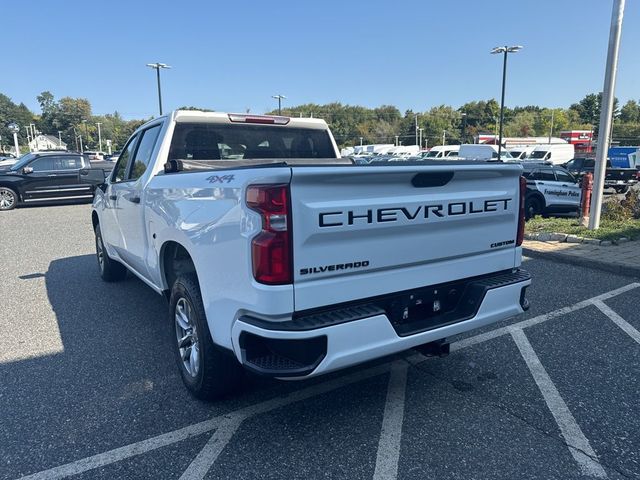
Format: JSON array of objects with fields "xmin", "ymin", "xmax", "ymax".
[{"xmin": 0, "ymin": 152, "xmax": 101, "ymax": 211}]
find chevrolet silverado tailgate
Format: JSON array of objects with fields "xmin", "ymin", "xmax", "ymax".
[{"xmin": 290, "ymin": 163, "xmax": 523, "ymax": 311}]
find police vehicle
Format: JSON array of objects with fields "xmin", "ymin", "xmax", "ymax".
[{"xmin": 522, "ymin": 163, "xmax": 581, "ymax": 219}]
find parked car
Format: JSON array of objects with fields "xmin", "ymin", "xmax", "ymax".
[
  {"xmin": 0, "ymin": 152, "xmax": 104, "ymax": 211},
  {"xmin": 458, "ymin": 144, "xmax": 513, "ymax": 161},
  {"xmin": 109, "ymin": 150, "xmax": 121, "ymax": 162},
  {"xmin": 421, "ymin": 145, "xmax": 460, "ymax": 159},
  {"xmin": 0, "ymin": 154, "xmax": 18, "ymax": 169},
  {"xmin": 528, "ymin": 144, "xmax": 575, "ymax": 165},
  {"xmin": 563, "ymin": 157, "xmax": 638, "ymax": 194},
  {"xmin": 90, "ymin": 110, "xmax": 531, "ymax": 399},
  {"xmin": 83, "ymin": 151, "xmax": 105, "ymax": 161},
  {"xmin": 521, "ymin": 163, "xmax": 581, "ymax": 219}
]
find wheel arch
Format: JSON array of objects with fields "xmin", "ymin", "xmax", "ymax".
[
  {"xmin": 0, "ymin": 182, "xmax": 22, "ymax": 202},
  {"xmin": 526, "ymin": 191, "xmax": 546, "ymax": 209},
  {"xmin": 160, "ymin": 240, "xmax": 199, "ymax": 294}
]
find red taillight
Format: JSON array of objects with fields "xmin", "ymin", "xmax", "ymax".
[
  {"xmin": 246, "ymin": 184, "xmax": 292, "ymax": 285},
  {"xmin": 516, "ymin": 176, "xmax": 526, "ymax": 246}
]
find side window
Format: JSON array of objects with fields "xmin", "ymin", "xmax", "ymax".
[
  {"xmin": 534, "ymin": 169, "xmax": 555, "ymax": 181},
  {"xmin": 112, "ymin": 134, "xmax": 139, "ymax": 183},
  {"xmin": 555, "ymin": 170, "xmax": 576, "ymax": 184},
  {"xmin": 128, "ymin": 125, "xmax": 162, "ymax": 181},
  {"xmin": 29, "ymin": 157, "xmax": 54, "ymax": 172},
  {"xmin": 584, "ymin": 159, "xmax": 595, "ymax": 168},
  {"xmin": 52, "ymin": 156, "xmax": 82, "ymax": 170}
]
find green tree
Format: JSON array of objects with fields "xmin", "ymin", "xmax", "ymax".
[
  {"xmin": 619, "ymin": 100, "xmax": 640, "ymax": 124},
  {"xmin": 569, "ymin": 92, "xmax": 619, "ymax": 126},
  {"xmin": 0, "ymin": 93, "xmax": 35, "ymax": 151}
]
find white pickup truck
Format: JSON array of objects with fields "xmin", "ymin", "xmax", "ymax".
[{"xmin": 89, "ymin": 110, "xmax": 531, "ymax": 399}]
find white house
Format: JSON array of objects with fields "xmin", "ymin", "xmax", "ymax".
[{"xmin": 29, "ymin": 134, "xmax": 67, "ymax": 151}]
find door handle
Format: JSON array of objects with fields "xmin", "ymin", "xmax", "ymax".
[
  {"xmin": 127, "ymin": 196, "xmax": 141, "ymax": 204},
  {"xmin": 48, "ymin": 174, "xmax": 57, "ymax": 177}
]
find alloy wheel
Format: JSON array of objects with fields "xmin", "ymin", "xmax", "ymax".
[
  {"xmin": 175, "ymin": 297, "xmax": 200, "ymax": 377},
  {"xmin": 0, "ymin": 188, "xmax": 16, "ymax": 210}
]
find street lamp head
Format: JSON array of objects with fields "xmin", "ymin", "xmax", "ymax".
[
  {"xmin": 271, "ymin": 94, "xmax": 287, "ymax": 100},
  {"xmin": 491, "ymin": 45, "xmax": 523, "ymax": 54},
  {"xmin": 146, "ymin": 62, "xmax": 171, "ymax": 69}
]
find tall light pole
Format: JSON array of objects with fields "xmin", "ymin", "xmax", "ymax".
[
  {"xmin": 419, "ymin": 128, "xmax": 424, "ymax": 149},
  {"xmin": 82, "ymin": 119, "xmax": 89, "ymax": 150},
  {"xmin": 490, "ymin": 45, "xmax": 523, "ymax": 160},
  {"xmin": 589, "ymin": 0, "xmax": 625, "ymax": 230},
  {"xmin": 96, "ymin": 122, "xmax": 103, "ymax": 152},
  {"xmin": 8, "ymin": 123, "xmax": 20, "ymax": 156},
  {"xmin": 58, "ymin": 131, "xmax": 63, "ymax": 147},
  {"xmin": 460, "ymin": 112, "xmax": 467, "ymax": 143},
  {"xmin": 271, "ymin": 94, "xmax": 286, "ymax": 115},
  {"xmin": 146, "ymin": 63, "xmax": 171, "ymax": 116}
]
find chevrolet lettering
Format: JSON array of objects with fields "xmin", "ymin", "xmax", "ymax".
[{"xmin": 319, "ymin": 198, "xmax": 512, "ymax": 227}]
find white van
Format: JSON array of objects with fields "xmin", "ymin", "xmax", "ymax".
[
  {"xmin": 458, "ymin": 144, "xmax": 513, "ymax": 161},
  {"xmin": 509, "ymin": 146, "xmax": 537, "ymax": 160},
  {"xmin": 528, "ymin": 144, "xmax": 575, "ymax": 165},
  {"xmin": 422, "ymin": 145, "xmax": 460, "ymax": 159}
]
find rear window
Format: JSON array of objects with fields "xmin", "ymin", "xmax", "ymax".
[{"xmin": 168, "ymin": 123, "xmax": 336, "ymax": 161}]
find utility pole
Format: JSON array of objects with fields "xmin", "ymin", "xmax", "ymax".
[
  {"xmin": 8, "ymin": 123, "xmax": 20, "ymax": 157},
  {"xmin": 442, "ymin": 130, "xmax": 446, "ymax": 146},
  {"xmin": 414, "ymin": 115, "xmax": 419, "ymax": 146},
  {"xmin": 461, "ymin": 113, "xmax": 467, "ymax": 143},
  {"xmin": 82, "ymin": 120, "xmax": 89, "ymax": 148},
  {"xmin": 548, "ymin": 110, "xmax": 555, "ymax": 143},
  {"xmin": 419, "ymin": 128, "xmax": 424, "ymax": 150},
  {"xmin": 146, "ymin": 63, "xmax": 171, "ymax": 116},
  {"xmin": 395, "ymin": 135, "xmax": 399, "ymax": 147},
  {"xmin": 589, "ymin": 0, "xmax": 625, "ymax": 230},
  {"xmin": 79, "ymin": 135, "xmax": 83, "ymax": 154},
  {"xmin": 58, "ymin": 131, "xmax": 63, "ymax": 147},
  {"xmin": 360, "ymin": 137, "xmax": 363, "ymax": 146},
  {"xmin": 96, "ymin": 122, "xmax": 103, "ymax": 152},
  {"xmin": 271, "ymin": 94, "xmax": 286, "ymax": 115},
  {"xmin": 73, "ymin": 127, "xmax": 79, "ymax": 151}
]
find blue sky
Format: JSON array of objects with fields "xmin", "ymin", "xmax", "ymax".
[{"xmin": 4, "ymin": 0, "xmax": 639, "ymax": 118}]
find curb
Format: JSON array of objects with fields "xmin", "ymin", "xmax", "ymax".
[{"xmin": 523, "ymin": 246, "xmax": 640, "ymax": 278}]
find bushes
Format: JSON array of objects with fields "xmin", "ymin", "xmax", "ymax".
[{"xmin": 602, "ymin": 189, "xmax": 640, "ymax": 221}]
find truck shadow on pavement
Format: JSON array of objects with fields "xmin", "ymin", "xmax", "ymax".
[{"xmin": 0, "ymin": 253, "xmax": 396, "ymax": 478}]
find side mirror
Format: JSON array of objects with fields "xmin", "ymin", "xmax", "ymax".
[
  {"xmin": 22, "ymin": 166, "xmax": 33, "ymax": 174},
  {"xmin": 79, "ymin": 167, "xmax": 106, "ymax": 185}
]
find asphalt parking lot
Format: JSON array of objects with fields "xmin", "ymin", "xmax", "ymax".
[{"xmin": 1, "ymin": 204, "xmax": 639, "ymax": 480}]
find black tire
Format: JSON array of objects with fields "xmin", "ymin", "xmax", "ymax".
[
  {"xmin": 94, "ymin": 223, "xmax": 128, "ymax": 282},
  {"xmin": 170, "ymin": 274, "xmax": 243, "ymax": 400},
  {"xmin": 614, "ymin": 186, "xmax": 629, "ymax": 195},
  {"xmin": 525, "ymin": 196, "xmax": 544, "ymax": 220},
  {"xmin": 0, "ymin": 186, "xmax": 18, "ymax": 211}
]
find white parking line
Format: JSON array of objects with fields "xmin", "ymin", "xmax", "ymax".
[
  {"xmin": 16, "ymin": 283, "xmax": 639, "ymax": 480},
  {"xmin": 593, "ymin": 300, "xmax": 640, "ymax": 346},
  {"xmin": 511, "ymin": 329, "xmax": 607, "ymax": 478},
  {"xmin": 178, "ymin": 416, "xmax": 244, "ymax": 480},
  {"xmin": 17, "ymin": 362, "xmax": 391, "ymax": 480},
  {"xmin": 373, "ymin": 362, "xmax": 409, "ymax": 480}
]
